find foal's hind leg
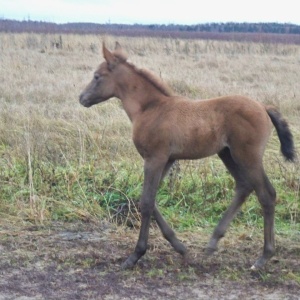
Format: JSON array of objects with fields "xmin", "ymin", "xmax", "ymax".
[
  {"xmin": 153, "ymin": 206, "xmax": 187, "ymax": 256},
  {"xmin": 213, "ymin": 148, "xmax": 277, "ymax": 269},
  {"xmin": 206, "ymin": 187, "xmax": 252, "ymax": 254},
  {"xmin": 207, "ymin": 148, "xmax": 253, "ymax": 254},
  {"xmin": 249, "ymin": 170, "xmax": 276, "ymax": 269}
]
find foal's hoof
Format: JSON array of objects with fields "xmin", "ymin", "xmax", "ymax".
[
  {"xmin": 121, "ymin": 261, "xmax": 134, "ymax": 270},
  {"xmin": 250, "ymin": 265, "xmax": 259, "ymax": 271},
  {"xmin": 250, "ymin": 257, "xmax": 268, "ymax": 271},
  {"xmin": 205, "ymin": 247, "xmax": 217, "ymax": 256},
  {"xmin": 121, "ymin": 259, "xmax": 135, "ymax": 270},
  {"xmin": 120, "ymin": 255, "xmax": 138, "ymax": 270},
  {"xmin": 182, "ymin": 252, "xmax": 191, "ymax": 266}
]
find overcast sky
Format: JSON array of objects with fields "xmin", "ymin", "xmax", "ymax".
[{"xmin": 1, "ymin": 0, "xmax": 300, "ymax": 25}]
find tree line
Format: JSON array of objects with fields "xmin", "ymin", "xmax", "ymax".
[{"xmin": 1, "ymin": 19, "xmax": 300, "ymax": 44}]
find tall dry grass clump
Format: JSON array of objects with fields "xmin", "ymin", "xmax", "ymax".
[{"xmin": 0, "ymin": 33, "xmax": 299, "ymax": 228}]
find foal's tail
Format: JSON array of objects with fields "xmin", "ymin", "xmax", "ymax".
[{"xmin": 266, "ymin": 106, "xmax": 295, "ymax": 162}]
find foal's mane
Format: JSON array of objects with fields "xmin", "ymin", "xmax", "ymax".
[
  {"xmin": 114, "ymin": 51, "xmax": 174, "ymax": 97},
  {"xmin": 137, "ymin": 67, "xmax": 175, "ymax": 97}
]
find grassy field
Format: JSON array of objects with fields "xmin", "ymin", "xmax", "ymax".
[{"xmin": 0, "ymin": 33, "xmax": 299, "ymax": 232}]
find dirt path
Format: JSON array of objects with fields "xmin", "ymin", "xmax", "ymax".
[{"xmin": 0, "ymin": 221, "xmax": 299, "ymax": 299}]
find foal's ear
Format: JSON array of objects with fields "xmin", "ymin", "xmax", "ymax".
[
  {"xmin": 102, "ymin": 42, "xmax": 118, "ymax": 70},
  {"xmin": 102, "ymin": 42, "xmax": 115, "ymax": 64},
  {"xmin": 102, "ymin": 42, "xmax": 127, "ymax": 70},
  {"xmin": 114, "ymin": 41, "xmax": 128, "ymax": 62},
  {"xmin": 115, "ymin": 41, "xmax": 122, "ymax": 50}
]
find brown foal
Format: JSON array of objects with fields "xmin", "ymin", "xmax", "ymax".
[{"xmin": 79, "ymin": 42, "xmax": 295, "ymax": 270}]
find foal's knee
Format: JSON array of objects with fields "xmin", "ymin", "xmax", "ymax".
[{"xmin": 139, "ymin": 201, "xmax": 155, "ymax": 217}]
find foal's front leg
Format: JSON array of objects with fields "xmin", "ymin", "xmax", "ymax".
[
  {"xmin": 121, "ymin": 158, "xmax": 166, "ymax": 269},
  {"xmin": 153, "ymin": 160, "xmax": 187, "ymax": 257}
]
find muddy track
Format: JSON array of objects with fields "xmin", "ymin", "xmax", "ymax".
[{"xmin": 0, "ymin": 221, "xmax": 299, "ymax": 299}]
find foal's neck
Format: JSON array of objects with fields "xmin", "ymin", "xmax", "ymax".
[{"xmin": 117, "ymin": 74, "xmax": 166, "ymax": 123}]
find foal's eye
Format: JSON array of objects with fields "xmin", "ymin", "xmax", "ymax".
[{"xmin": 94, "ymin": 74, "xmax": 100, "ymax": 81}]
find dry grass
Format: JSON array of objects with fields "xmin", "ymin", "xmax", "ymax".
[{"xmin": 0, "ymin": 33, "xmax": 299, "ymax": 225}]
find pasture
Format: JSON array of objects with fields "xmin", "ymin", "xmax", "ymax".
[{"xmin": 0, "ymin": 33, "xmax": 299, "ymax": 299}]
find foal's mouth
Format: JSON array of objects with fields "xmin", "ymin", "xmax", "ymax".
[
  {"xmin": 79, "ymin": 93, "xmax": 107, "ymax": 107},
  {"xmin": 79, "ymin": 93, "xmax": 93, "ymax": 107}
]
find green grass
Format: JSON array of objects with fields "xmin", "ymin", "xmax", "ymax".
[{"xmin": 0, "ymin": 140, "xmax": 299, "ymax": 235}]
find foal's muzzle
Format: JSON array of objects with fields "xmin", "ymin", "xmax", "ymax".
[{"xmin": 79, "ymin": 93, "xmax": 92, "ymax": 107}]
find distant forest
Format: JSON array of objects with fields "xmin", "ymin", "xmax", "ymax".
[{"xmin": 1, "ymin": 19, "xmax": 300, "ymax": 44}]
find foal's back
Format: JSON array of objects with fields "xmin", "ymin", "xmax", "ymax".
[{"xmin": 133, "ymin": 94, "xmax": 272, "ymax": 162}]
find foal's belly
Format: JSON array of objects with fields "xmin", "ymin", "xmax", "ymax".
[{"xmin": 169, "ymin": 131, "xmax": 226, "ymax": 160}]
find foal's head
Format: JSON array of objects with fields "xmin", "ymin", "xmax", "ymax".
[{"xmin": 79, "ymin": 42, "xmax": 128, "ymax": 107}]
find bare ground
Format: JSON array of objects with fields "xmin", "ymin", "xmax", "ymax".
[{"xmin": 0, "ymin": 221, "xmax": 299, "ymax": 300}]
